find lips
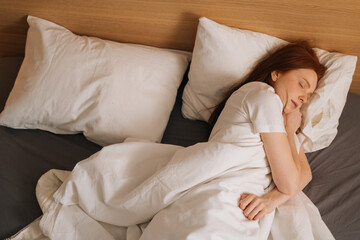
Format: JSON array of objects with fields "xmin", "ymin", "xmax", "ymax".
[{"xmin": 292, "ymin": 100, "xmax": 298, "ymax": 108}]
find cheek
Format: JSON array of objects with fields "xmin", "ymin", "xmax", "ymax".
[{"xmin": 286, "ymin": 82, "xmax": 299, "ymax": 98}]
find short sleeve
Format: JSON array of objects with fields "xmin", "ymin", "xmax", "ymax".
[{"xmin": 244, "ymin": 87, "xmax": 286, "ymax": 134}]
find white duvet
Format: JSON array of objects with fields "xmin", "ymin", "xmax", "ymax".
[
  {"xmin": 10, "ymin": 139, "xmax": 333, "ymax": 240},
  {"xmin": 10, "ymin": 84, "xmax": 335, "ymax": 239}
]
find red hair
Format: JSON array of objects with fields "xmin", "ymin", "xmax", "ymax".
[{"xmin": 208, "ymin": 41, "xmax": 326, "ymax": 128}]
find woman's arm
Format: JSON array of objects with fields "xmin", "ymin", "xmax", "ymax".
[
  {"xmin": 238, "ymin": 146, "xmax": 312, "ymax": 220},
  {"xmin": 297, "ymin": 146, "xmax": 312, "ymax": 190},
  {"xmin": 260, "ymin": 132, "xmax": 300, "ymax": 195},
  {"xmin": 238, "ymin": 109, "xmax": 312, "ymax": 220},
  {"xmin": 259, "ymin": 109, "xmax": 305, "ymax": 195}
]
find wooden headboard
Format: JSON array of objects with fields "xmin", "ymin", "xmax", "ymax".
[{"xmin": 1, "ymin": 0, "xmax": 359, "ymax": 94}]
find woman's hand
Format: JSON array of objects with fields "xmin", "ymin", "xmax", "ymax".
[
  {"xmin": 238, "ymin": 193, "xmax": 275, "ymax": 221},
  {"xmin": 283, "ymin": 109, "xmax": 302, "ymax": 134}
]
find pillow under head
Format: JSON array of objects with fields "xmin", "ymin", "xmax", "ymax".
[{"xmin": 182, "ymin": 17, "xmax": 357, "ymax": 152}]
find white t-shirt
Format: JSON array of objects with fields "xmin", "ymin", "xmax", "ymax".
[{"xmin": 209, "ymin": 81, "xmax": 290, "ymax": 148}]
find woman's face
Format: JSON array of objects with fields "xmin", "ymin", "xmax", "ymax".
[{"xmin": 270, "ymin": 68, "xmax": 318, "ymax": 114}]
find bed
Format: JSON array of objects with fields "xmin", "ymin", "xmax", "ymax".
[{"xmin": 0, "ymin": 1, "xmax": 359, "ymax": 239}]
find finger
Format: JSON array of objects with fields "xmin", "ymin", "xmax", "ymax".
[
  {"xmin": 239, "ymin": 194, "xmax": 255, "ymax": 210},
  {"xmin": 239, "ymin": 193, "xmax": 248, "ymax": 201},
  {"xmin": 247, "ymin": 203, "xmax": 264, "ymax": 220},
  {"xmin": 253, "ymin": 210, "xmax": 266, "ymax": 221},
  {"xmin": 238, "ymin": 194, "xmax": 253, "ymax": 210},
  {"xmin": 238, "ymin": 193, "xmax": 249, "ymax": 208},
  {"xmin": 243, "ymin": 198, "xmax": 260, "ymax": 217}
]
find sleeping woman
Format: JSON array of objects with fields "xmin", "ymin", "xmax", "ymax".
[
  {"xmin": 35, "ymin": 41, "xmax": 331, "ymax": 240},
  {"xmin": 207, "ymin": 41, "xmax": 326, "ymax": 221}
]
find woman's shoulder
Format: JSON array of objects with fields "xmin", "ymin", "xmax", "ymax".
[
  {"xmin": 237, "ymin": 81, "xmax": 275, "ymax": 94},
  {"xmin": 232, "ymin": 81, "xmax": 283, "ymax": 109}
]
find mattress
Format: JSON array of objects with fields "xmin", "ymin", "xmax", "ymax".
[{"xmin": 0, "ymin": 57, "xmax": 359, "ymax": 239}]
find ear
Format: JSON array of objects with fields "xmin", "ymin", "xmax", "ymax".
[{"xmin": 271, "ymin": 70, "xmax": 280, "ymax": 82}]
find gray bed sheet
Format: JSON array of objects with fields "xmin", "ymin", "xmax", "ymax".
[
  {"xmin": 0, "ymin": 57, "xmax": 359, "ymax": 239},
  {"xmin": 304, "ymin": 92, "xmax": 360, "ymax": 239}
]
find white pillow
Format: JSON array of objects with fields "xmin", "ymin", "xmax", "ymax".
[
  {"xmin": 182, "ymin": 17, "xmax": 357, "ymax": 152},
  {"xmin": 0, "ymin": 16, "xmax": 191, "ymax": 146}
]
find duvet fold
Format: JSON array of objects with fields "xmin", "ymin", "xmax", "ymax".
[{"xmin": 11, "ymin": 139, "xmax": 334, "ymax": 240}]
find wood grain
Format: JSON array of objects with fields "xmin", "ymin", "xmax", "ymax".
[{"xmin": 0, "ymin": 0, "xmax": 359, "ymax": 94}]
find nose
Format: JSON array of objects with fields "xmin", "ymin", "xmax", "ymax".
[{"xmin": 299, "ymin": 95, "xmax": 307, "ymax": 104}]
